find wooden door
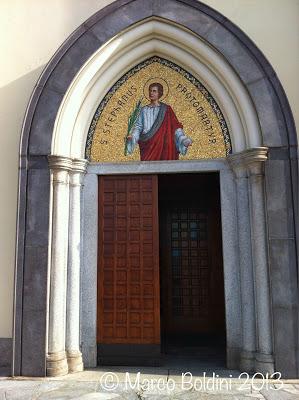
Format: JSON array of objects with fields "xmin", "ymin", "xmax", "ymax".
[{"xmin": 97, "ymin": 175, "xmax": 160, "ymax": 345}]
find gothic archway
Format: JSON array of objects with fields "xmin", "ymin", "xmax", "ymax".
[{"xmin": 15, "ymin": 0, "xmax": 298, "ymax": 378}]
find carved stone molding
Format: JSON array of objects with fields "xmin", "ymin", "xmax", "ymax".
[
  {"xmin": 228, "ymin": 147, "xmax": 268, "ymax": 174},
  {"xmin": 48, "ymin": 156, "xmax": 88, "ymax": 173},
  {"xmin": 72, "ymin": 159, "xmax": 89, "ymax": 174},
  {"xmin": 48, "ymin": 155, "xmax": 73, "ymax": 170}
]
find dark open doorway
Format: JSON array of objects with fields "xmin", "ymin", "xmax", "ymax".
[{"xmin": 158, "ymin": 173, "xmax": 226, "ymax": 358}]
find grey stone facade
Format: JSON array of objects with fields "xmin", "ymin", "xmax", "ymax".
[
  {"xmin": 11, "ymin": 0, "xmax": 298, "ymax": 378},
  {"xmin": 0, "ymin": 339, "xmax": 12, "ymax": 369}
]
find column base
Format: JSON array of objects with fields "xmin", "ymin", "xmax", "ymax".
[
  {"xmin": 226, "ymin": 346, "xmax": 241, "ymax": 370},
  {"xmin": 240, "ymin": 350, "xmax": 255, "ymax": 372},
  {"xmin": 255, "ymin": 352, "xmax": 275, "ymax": 374},
  {"xmin": 47, "ymin": 351, "xmax": 68, "ymax": 377},
  {"xmin": 67, "ymin": 350, "xmax": 83, "ymax": 373}
]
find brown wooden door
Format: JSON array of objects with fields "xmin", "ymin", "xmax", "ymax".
[
  {"xmin": 97, "ymin": 175, "xmax": 160, "ymax": 345},
  {"xmin": 159, "ymin": 174, "xmax": 225, "ymax": 345}
]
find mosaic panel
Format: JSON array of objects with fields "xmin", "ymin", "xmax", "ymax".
[{"xmin": 86, "ymin": 56, "xmax": 231, "ymax": 162}]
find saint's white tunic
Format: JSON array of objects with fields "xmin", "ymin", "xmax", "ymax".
[{"xmin": 126, "ymin": 104, "xmax": 190, "ymax": 155}]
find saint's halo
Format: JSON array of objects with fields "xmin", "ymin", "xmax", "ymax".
[{"xmin": 143, "ymin": 77, "xmax": 169, "ymax": 102}]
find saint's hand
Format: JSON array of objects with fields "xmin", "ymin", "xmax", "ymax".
[
  {"xmin": 124, "ymin": 135, "xmax": 132, "ymax": 143},
  {"xmin": 183, "ymin": 138, "xmax": 192, "ymax": 147}
]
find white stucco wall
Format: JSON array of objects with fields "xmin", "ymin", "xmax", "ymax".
[{"xmin": 0, "ymin": 0, "xmax": 298, "ymax": 338}]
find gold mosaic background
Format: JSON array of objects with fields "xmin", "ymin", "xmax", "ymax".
[{"xmin": 90, "ymin": 61, "xmax": 228, "ymax": 162}]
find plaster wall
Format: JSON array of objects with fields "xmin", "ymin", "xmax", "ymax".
[{"xmin": 0, "ymin": 0, "xmax": 298, "ymax": 337}]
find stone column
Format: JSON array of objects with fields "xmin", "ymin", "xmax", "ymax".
[
  {"xmin": 228, "ymin": 154, "xmax": 256, "ymax": 372},
  {"xmin": 219, "ymin": 168, "xmax": 242, "ymax": 369},
  {"xmin": 47, "ymin": 156, "xmax": 72, "ymax": 377},
  {"xmin": 245, "ymin": 148, "xmax": 274, "ymax": 374},
  {"xmin": 66, "ymin": 159, "xmax": 88, "ymax": 373},
  {"xmin": 81, "ymin": 172, "xmax": 98, "ymax": 367}
]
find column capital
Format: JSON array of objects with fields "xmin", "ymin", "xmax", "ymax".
[
  {"xmin": 48, "ymin": 156, "xmax": 89, "ymax": 174},
  {"xmin": 48, "ymin": 155, "xmax": 73, "ymax": 171},
  {"xmin": 71, "ymin": 158, "xmax": 89, "ymax": 174},
  {"xmin": 70, "ymin": 159, "xmax": 89, "ymax": 186},
  {"xmin": 228, "ymin": 147, "xmax": 268, "ymax": 177},
  {"xmin": 48, "ymin": 156, "xmax": 89, "ymax": 185}
]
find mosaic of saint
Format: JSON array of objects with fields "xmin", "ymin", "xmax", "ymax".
[{"xmin": 86, "ymin": 57, "xmax": 231, "ymax": 162}]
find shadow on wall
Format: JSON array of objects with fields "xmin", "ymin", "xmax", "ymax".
[
  {"xmin": 0, "ymin": 338, "xmax": 12, "ymax": 374},
  {"xmin": 0, "ymin": 66, "xmax": 45, "ymax": 375},
  {"xmin": 0, "ymin": 65, "xmax": 45, "ymax": 151}
]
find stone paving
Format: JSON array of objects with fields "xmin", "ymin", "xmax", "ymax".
[{"xmin": 1, "ymin": 367, "xmax": 299, "ymax": 400}]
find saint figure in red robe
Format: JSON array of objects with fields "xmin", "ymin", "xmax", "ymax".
[{"xmin": 125, "ymin": 83, "xmax": 192, "ymax": 161}]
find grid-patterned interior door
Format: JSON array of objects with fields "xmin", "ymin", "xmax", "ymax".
[
  {"xmin": 97, "ymin": 175, "xmax": 160, "ymax": 345},
  {"xmin": 170, "ymin": 208, "xmax": 209, "ymax": 312},
  {"xmin": 166, "ymin": 207, "xmax": 212, "ymax": 334},
  {"xmin": 159, "ymin": 173, "xmax": 225, "ymax": 344}
]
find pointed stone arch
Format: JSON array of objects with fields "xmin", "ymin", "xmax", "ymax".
[{"xmin": 15, "ymin": 0, "xmax": 298, "ymax": 378}]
